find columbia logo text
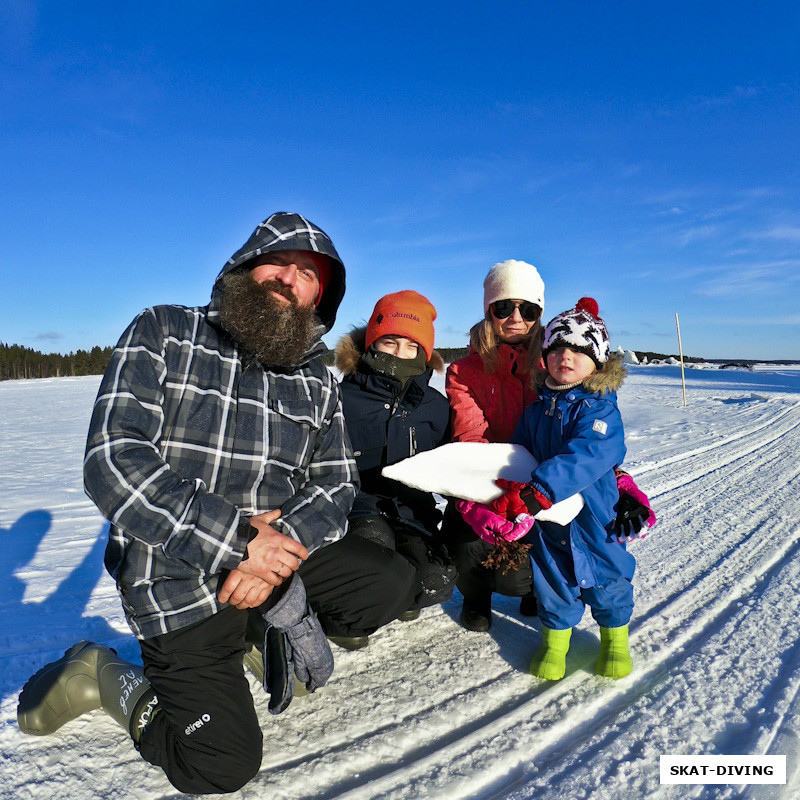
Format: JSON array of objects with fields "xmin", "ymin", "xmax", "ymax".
[{"xmin": 377, "ymin": 312, "xmax": 420, "ymax": 324}]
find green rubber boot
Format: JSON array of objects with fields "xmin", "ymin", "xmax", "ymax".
[
  {"xmin": 596, "ymin": 625, "xmax": 632, "ymax": 678},
  {"xmin": 17, "ymin": 641, "xmax": 158, "ymax": 741},
  {"xmin": 243, "ymin": 643, "xmax": 308, "ymax": 697},
  {"xmin": 243, "ymin": 643, "xmax": 265, "ymax": 683},
  {"xmin": 529, "ymin": 627, "xmax": 572, "ymax": 680}
]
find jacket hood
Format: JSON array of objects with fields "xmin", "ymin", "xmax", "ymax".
[
  {"xmin": 335, "ymin": 325, "xmax": 445, "ymax": 376},
  {"xmin": 535, "ymin": 352, "xmax": 626, "ymax": 395},
  {"xmin": 209, "ymin": 212, "xmax": 346, "ymax": 332}
]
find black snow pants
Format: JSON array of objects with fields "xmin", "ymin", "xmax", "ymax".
[
  {"xmin": 135, "ymin": 533, "xmax": 415, "ymax": 793},
  {"xmin": 299, "ymin": 530, "xmax": 418, "ymax": 636},
  {"xmin": 137, "ymin": 605, "xmax": 262, "ymax": 794}
]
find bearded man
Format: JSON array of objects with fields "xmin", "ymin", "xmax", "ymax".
[{"xmin": 16, "ymin": 213, "xmax": 417, "ymax": 794}]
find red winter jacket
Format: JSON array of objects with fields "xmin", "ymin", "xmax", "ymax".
[{"xmin": 446, "ymin": 344, "xmax": 542, "ymax": 444}]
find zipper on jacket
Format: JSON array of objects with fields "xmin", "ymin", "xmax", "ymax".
[
  {"xmin": 549, "ymin": 395, "xmax": 558, "ymax": 416},
  {"xmin": 409, "ymin": 426, "xmax": 417, "ymax": 456}
]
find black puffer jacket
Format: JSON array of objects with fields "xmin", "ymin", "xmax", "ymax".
[{"xmin": 335, "ymin": 327, "xmax": 450, "ymax": 534}]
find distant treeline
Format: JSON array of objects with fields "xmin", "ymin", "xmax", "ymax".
[
  {"xmin": 1, "ymin": 344, "xmax": 474, "ymax": 380},
  {"xmin": 636, "ymin": 350, "xmax": 703, "ymax": 363},
  {"xmin": 0, "ymin": 342, "xmax": 114, "ymax": 381},
  {"xmin": 4, "ymin": 342, "xmax": 744, "ymax": 382},
  {"xmin": 436, "ymin": 347, "xmax": 470, "ymax": 363}
]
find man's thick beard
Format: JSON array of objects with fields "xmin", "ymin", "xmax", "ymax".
[{"xmin": 217, "ymin": 271, "xmax": 320, "ymax": 369}]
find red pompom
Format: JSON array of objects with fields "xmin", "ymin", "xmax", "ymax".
[{"xmin": 576, "ymin": 296, "xmax": 599, "ymax": 317}]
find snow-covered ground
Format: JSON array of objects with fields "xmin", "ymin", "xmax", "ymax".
[{"xmin": 2, "ymin": 364, "xmax": 799, "ymax": 800}]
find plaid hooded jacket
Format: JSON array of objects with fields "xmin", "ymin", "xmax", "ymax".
[{"xmin": 84, "ymin": 213, "xmax": 358, "ymax": 639}]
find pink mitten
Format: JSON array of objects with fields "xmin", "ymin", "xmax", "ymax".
[{"xmin": 457, "ymin": 500, "xmax": 535, "ymax": 544}]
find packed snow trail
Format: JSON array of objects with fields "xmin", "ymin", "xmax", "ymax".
[{"xmin": 1, "ymin": 366, "xmax": 799, "ymax": 799}]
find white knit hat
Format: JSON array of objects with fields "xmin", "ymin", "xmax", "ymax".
[
  {"xmin": 542, "ymin": 297, "xmax": 610, "ymax": 365},
  {"xmin": 483, "ymin": 260, "xmax": 545, "ymax": 315}
]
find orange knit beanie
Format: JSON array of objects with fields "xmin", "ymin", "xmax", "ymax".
[{"xmin": 365, "ymin": 290, "xmax": 437, "ymax": 361}]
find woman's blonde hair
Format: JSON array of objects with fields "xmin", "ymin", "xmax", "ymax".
[{"xmin": 469, "ymin": 311, "xmax": 544, "ymax": 379}]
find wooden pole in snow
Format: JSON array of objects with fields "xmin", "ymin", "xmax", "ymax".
[{"xmin": 675, "ymin": 312, "xmax": 687, "ymax": 407}]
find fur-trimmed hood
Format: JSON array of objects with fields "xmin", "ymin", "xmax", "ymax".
[
  {"xmin": 335, "ymin": 326, "xmax": 445, "ymax": 376},
  {"xmin": 534, "ymin": 352, "xmax": 626, "ymax": 395}
]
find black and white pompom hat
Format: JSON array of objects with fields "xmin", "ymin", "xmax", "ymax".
[{"xmin": 542, "ymin": 297, "xmax": 610, "ymax": 366}]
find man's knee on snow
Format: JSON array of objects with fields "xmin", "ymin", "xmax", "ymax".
[
  {"xmin": 139, "ymin": 698, "xmax": 264, "ymax": 794},
  {"xmin": 172, "ymin": 724, "xmax": 263, "ymax": 794}
]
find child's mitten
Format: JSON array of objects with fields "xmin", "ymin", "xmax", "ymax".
[{"xmin": 456, "ymin": 499, "xmax": 534, "ymax": 543}]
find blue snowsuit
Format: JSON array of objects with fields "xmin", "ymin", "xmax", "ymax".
[{"xmin": 511, "ymin": 357, "xmax": 635, "ymax": 630}]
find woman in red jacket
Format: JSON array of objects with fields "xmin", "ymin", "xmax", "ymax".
[
  {"xmin": 444, "ymin": 260, "xmax": 545, "ymax": 630},
  {"xmin": 444, "ymin": 260, "xmax": 652, "ymax": 632}
]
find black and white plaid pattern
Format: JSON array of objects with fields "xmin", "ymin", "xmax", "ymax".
[{"xmin": 84, "ymin": 214, "xmax": 356, "ymax": 639}]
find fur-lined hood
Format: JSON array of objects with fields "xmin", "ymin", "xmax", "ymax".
[
  {"xmin": 335, "ymin": 326, "xmax": 445, "ymax": 376},
  {"xmin": 534, "ymin": 352, "xmax": 626, "ymax": 395}
]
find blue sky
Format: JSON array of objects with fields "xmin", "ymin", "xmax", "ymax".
[{"xmin": 2, "ymin": 1, "xmax": 799, "ymax": 360}]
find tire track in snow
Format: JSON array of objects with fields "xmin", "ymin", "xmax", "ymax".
[
  {"xmin": 635, "ymin": 460, "xmax": 800, "ymax": 631},
  {"xmin": 494, "ymin": 526, "xmax": 800, "ymax": 800},
  {"xmin": 632, "ymin": 403, "xmax": 800, "ymax": 635},
  {"xmin": 324, "ymin": 524, "xmax": 800, "ymax": 800},
  {"xmin": 635, "ymin": 401, "xmax": 800, "ymax": 500},
  {"xmin": 634, "ymin": 401, "xmax": 799, "ymax": 475}
]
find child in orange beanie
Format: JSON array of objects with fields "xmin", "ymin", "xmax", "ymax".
[{"xmin": 331, "ymin": 291, "xmax": 455, "ymax": 649}]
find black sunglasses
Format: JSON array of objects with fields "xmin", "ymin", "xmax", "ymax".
[{"xmin": 490, "ymin": 300, "xmax": 541, "ymax": 322}]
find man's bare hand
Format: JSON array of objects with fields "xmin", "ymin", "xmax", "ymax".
[
  {"xmin": 218, "ymin": 569, "xmax": 274, "ymax": 609},
  {"xmin": 237, "ymin": 509, "xmax": 309, "ymax": 584}
]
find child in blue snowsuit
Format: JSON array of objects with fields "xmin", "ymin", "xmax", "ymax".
[{"xmin": 494, "ymin": 297, "xmax": 636, "ymax": 680}]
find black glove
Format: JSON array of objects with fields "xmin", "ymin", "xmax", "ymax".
[
  {"xmin": 394, "ymin": 525, "xmax": 457, "ymax": 606},
  {"xmin": 612, "ymin": 492, "xmax": 648, "ymax": 542}
]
